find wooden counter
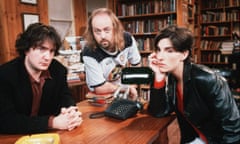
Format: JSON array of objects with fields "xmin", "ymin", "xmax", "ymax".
[{"xmin": 0, "ymin": 101, "xmax": 176, "ymax": 144}]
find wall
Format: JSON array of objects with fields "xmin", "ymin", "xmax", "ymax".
[
  {"xmin": 0, "ymin": 0, "xmax": 110, "ymax": 64},
  {"xmin": 87, "ymin": 0, "xmax": 107, "ymax": 16},
  {"xmin": 48, "ymin": 0, "xmax": 75, "ymax": 41},
  {"xmin": 0, "ymin": 0, "xmax": 48, "ymax": 64},
  {"xmin": 73, "ymin": 0, "xmax": 87, "ymax": 36}
]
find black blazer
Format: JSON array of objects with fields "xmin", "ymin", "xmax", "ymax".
[{"xmin": 0, "ymin": 57, "xmax": 75, "ymax": 134}]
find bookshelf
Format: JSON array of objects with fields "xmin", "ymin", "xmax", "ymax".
[
  {"xmin": 111, "ymin": 0, "xmax": 197, "ymax": 66},
  {"xmin": 109, "ymin": 0, "xmax": 197, "ymax": 98},
  {"xmin": 199, "ymin": 0, "xmax": 240, "ymax": 69}
]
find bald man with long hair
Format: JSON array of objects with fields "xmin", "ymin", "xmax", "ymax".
[{"xmin": 82, "ymin": 8, "xmax": 141, "ymax": 99}]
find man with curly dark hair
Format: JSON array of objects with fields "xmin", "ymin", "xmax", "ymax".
[{"xmin": 0, "ymin": 23, "xmax": 82, "ymax": 134}]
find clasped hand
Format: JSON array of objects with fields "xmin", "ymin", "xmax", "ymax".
[{"xmin": 53, "ymin": 106, "xmax": 83, "ymax": 131}]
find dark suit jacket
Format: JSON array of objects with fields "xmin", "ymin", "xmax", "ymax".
[{"xmin": 0, "ymin": 57, "xmax": 75, "ymax": 134}]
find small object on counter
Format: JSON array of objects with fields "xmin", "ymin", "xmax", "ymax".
[
  {"xmin": 15, "ymin": 133, "xmax": 60, "ymax": 144},
  {"xmin": 86, "ymin": 92, "xmax": 113, "ymax": 106}
]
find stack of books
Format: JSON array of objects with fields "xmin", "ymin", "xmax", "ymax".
[{"xmin": 221, "ymin": 41, "xmax": 234, "ymax": 55}]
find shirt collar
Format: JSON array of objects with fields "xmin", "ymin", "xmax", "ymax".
[{"xmin": 29, "ymin": 70, "xmax": 52, "ymax": 83}]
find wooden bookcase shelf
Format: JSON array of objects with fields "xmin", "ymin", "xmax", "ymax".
[
  {"xmin": 198, "ymin": 0, "xmax": 240, "ymax": 68},
  {"xmin": 118, "ymin": 12, "xmax": 176, "ymax": 19},
  {"xmin": 111, "ymin": 0, "xmax": 197, "ymax": 66},
  {"xmin": 110, "ymin": 0, "xmax": 198, "ymax": 97}
]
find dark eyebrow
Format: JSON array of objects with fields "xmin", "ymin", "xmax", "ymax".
[
  {"xmin": 38, "ymin": 45, "xmax": 56, "ymax": 51},
  {"xmin": 165, "ymin": 47, "xmax": 175, "ymax": 50},
  {"xmin": 157, "ymin": 46, "xmax": 174, "ymax": 51}
]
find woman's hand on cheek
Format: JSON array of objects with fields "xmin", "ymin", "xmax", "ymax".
[
  {"xmin": 148, "ymin": 53, "xmax": 166, "ymax": 82},
  {"xmin": 148, "ymin": 53, "xmax": 160, "ymax": 73}
]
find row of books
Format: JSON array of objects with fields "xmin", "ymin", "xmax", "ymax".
[
  {"xmin": 122, "ymin": 16, "xmax": 176, "ymax": 34},
  {"xmin": 201, "ymin": 10, "xmax": 240, "ymax": 23},
  {"xmin": 116, "ymin": 0, "xmax": 176, "ymax": 16},
  {"xmin": 201, "ymin": 53, "xmax": 229, "ymax": 63},
  {"xmin": 200, "ymin": 40, "xmax": 221, "ymax": 50},
  {"xmin": 201, "ymin": 25, "xmax": 230, "ymax": 36},
  {"xmin": 200, "ymin": 40, "xmax": 234, "ymax": 54},
  {"xmin": 228, "ymin": 0, "xmax": 240, "ymax": 6},
  {"xmin": 200, "ymin": 22, "xmax": 240, "ymax": 36},
  {"xmin": 136, "ymin": 38, "xmax": 154, "ymax": 51},
  {"xmin": 202, "ymin": 0, "xmax": 240, "ymax": 8}
]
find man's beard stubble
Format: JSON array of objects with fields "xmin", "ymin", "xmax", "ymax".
[{"xmin": 100, "ymin": 39, "xmax": 115, "ymax": 52}]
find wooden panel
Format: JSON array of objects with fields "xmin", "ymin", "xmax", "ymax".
[
  {"xmin": 68, "ymin": 81, "xmax": 89, "ymax": 102},
  {"xmin": 0, "ymin": 1, "xmax": 10, "ymax": 63},
  {"xmin": 107, "ymin": 0, "xmax": 116, "ymax": 11},
  {"xmin": 37, "ymin": 0, "xmax": 49, "ymax": 24},
  {"xmin": 0, "ymin": 0, "xmax": 48, "ymax": 64},
  {"xmin": 73, "ymin": 0, "xmax": 87, "ymax": 36}
]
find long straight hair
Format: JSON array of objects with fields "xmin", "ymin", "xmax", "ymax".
[{"xmin": 83, "ymin": 8, "xmax": 125, "ymax": 51}]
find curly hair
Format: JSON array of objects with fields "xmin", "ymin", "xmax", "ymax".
[
  {"xmin": 15, "ymin": 23, "xmax": 61, "ymax": 57},
  {"xmin": 83, "ymin": 8, "xmax": 125, "ymax": 51}
]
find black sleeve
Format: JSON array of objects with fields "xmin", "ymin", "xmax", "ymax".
[
  {"xmin": 147, "ymin": 86, "xmax": 173, "ymax": 117},
  {"xmin": 0, "ymin": 69, "xmax": 49, "ymax": 134}
]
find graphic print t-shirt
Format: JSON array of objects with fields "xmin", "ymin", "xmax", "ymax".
[{"xmin": 82, "ymin": 32, "xmax": 141, "ymax": 91}]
